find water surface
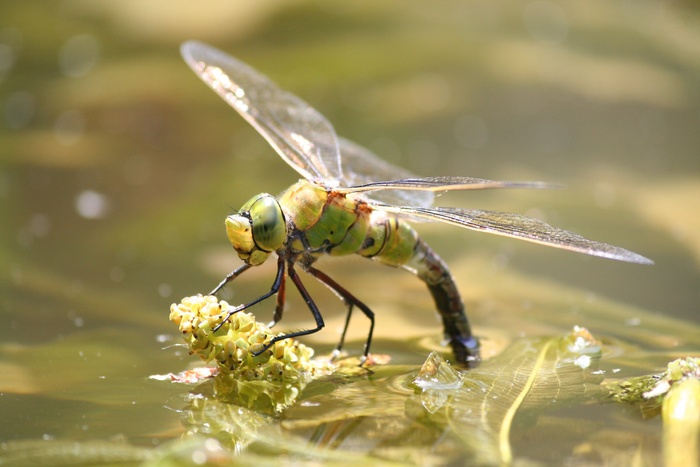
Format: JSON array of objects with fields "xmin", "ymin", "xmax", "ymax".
[{"xmin": 1, "ymin": 1, "xmax": 699, "ymax": 465}]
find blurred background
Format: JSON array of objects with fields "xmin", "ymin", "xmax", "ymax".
[{"xmin": 1, "ymin": 0, "xmax": 699, "ymax": 456}]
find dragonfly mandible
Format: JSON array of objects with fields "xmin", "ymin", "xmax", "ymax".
[{"xmin": 181, "ymin": 41, "xmax": 652, "ymax": 366}]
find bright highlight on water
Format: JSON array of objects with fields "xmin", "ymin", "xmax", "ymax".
[{"xmin": 180, "ymin": 41, "xmax": 652, "ymax": 366}]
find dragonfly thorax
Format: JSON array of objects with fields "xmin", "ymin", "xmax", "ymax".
[{"xmin": 225, "ymin": 193, "xmax": 287, "ymax": 266}]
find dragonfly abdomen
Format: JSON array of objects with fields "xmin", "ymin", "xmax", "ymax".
[
  {"xmin": 359, "ymin": 214, "xmax": 479, "ymax": 363},
  {"xmin": 358, "ymin": 214, "xmax": 419, "ymax": 265},
  {"xmin": 405, "ymin": 237, "xmax": 479, "ymax": 363}
]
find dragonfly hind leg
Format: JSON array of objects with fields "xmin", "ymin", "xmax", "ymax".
[{"xmin": 306, "ymin": 266, "xmax": 375, "ymax": 364}]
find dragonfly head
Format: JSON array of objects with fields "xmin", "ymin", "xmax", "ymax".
[{"xmin": 225, "ymin": 193, "xmax": 287, "ymax": 266}]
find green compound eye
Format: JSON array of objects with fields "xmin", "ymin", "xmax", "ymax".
[{"xmin": 247, "ymin": 194, "xmax": 286, "ymax": 252}]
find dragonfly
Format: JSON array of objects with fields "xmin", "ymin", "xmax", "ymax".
[{"xmin": 180, "ymin": 41, "xmax": 652, "ymax": 366}]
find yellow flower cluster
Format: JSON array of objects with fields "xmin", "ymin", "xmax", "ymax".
[{"xmin": 169, "ymin": 294, "xmax": 328, "ymax": 382}]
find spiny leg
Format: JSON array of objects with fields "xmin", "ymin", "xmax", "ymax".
[
  {"xmin": 251, "ymin": 261, "xmax": 325, "ymax": 355},
  {"xmin": 213, "ymin": 256, "xmax": 285, "ymax": 332},
  {"xmin": 306, "ymin": 266, "xmax": 375, "ymax": 364},
  {"xmin": 210, "ymin": 263, "xmax": 253, "ymax": 295}
]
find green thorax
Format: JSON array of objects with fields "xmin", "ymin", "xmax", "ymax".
[{"xmin": 278, "ymin": 180, "xmax": 371, "ymax": 257}]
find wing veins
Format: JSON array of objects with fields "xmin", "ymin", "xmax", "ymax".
[
  {"xmin": 181, "ymin": 41, "xmax": 341, "ymax": 182},
  {"xmin": 338, "ymin": 177, "xmax": 557, "ymax": 194},
  {"xmin": 375, "ymin": 205, "xmax": 653, "ymax": 264}
]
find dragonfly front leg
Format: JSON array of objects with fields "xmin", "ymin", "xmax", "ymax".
[
  {"xmin": 210, "ymin": 263, "xmax": 253, "ymax": 295},
  {"xmin": 213, "ymin": 257, "xmax": 285, "ymax": 332},
  {"xmin": 251, "ymin": 261, "xmax": 325, "ymax": 356},
  {"xmin": 306, "ymin": 266, "xmax": 375, "ymax": 364}
]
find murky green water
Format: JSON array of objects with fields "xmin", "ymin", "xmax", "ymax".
[{"xmin": 2, "ymin": 1, "xmax": 699, "ymax": 465}]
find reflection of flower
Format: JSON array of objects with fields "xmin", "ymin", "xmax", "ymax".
[
  {"xmin": 170, "ymin": 295, "xmax": 333, "ymax": 411},
  {"xmin": 213, "ymin": 373, "xmax": 304, "ymax": 413},
  {"xmin": 182, "ymin": 391, "xmax": 273, "ymax": 452}
]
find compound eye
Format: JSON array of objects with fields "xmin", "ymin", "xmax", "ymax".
[{"xmin": 248, "ymin": 195, "xmax": 286, "ymax": 251}]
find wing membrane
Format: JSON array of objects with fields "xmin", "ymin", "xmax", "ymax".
[
  {"xmin": 181, "ymin": 41, "xmax": 342, "ymax": 182},
  {"xmin": 181, "ymin": 42, "xmax": 554, "ymax": 206},
  {"xmin": 375, "ymin": 205, "xmax": 653, "ymax": 264},
  {"xmin": 338, "ymin": 138, "xmax": 434, "ymax": 207}
]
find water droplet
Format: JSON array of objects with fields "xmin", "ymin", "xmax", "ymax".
[{"xmin": 75, "ymin": 190, "xmax": 110, "ymax": 219}]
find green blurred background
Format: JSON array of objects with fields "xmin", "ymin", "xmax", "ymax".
[{"xmin": 1, "ymin": 0, "xmax": 699, "ymax": 462}]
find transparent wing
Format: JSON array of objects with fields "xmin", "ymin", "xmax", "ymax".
[
  {"xmin": 336, "ymin": 140, "xmax": 555, "ymax": 206},
  {"xmin": 340, "ymin": 176, "xmax": 555, "ymax": 194},
  {"xmin": 181, "ymin": 41, "xmax": 342, "ymax": 183},
  {"xmin": 338, "ymin": 137, "xmax": 434, "ymax": 207},
  {"xmin": 181, "ymin": 42, "xmax": 541, "ymax": 209},
  {"xmin": 374, "ymin": 204, "xmax": 654, "ymax": 264}
]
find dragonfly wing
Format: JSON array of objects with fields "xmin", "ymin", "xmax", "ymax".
[
  {"xmin": 336, "ymin": 141, "xmax": 554, "ymax": 206},
  {"xmin": 340, "ymin": 176, "xmax": 555, "ymax": 194},
  {"xmin": 181, "ymin": 41, "xmax": 342, "ymax": 183},
  {"xmin": 375, "ymin": 205, "xmax": 653, "ymax": 264},
  {"xmin": 338, "ymin": 137, "xmax": 434, "ymax": 207}
]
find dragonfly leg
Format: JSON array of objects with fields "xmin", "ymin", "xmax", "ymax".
[
  {"xmin": 333, "ymin": 303, "xmax": 354, "ymax": 359},
  {"xmin": 268, "ymin": 270, "xmax": 286, "ymax": 328},
  {"xmin": 251, "ymin": 261, "xmax": 325, "ymax": 356},
  {"xmin": 213, "ymin": 257, "xmax": 285, "ymax": 332},
  {"xmin": 210, "ymin": 263, "xmax": 253, "ymax": 295},
  {"xmin": 306, "ymin": 266, "xmax": 375, "ymax": 365}
]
